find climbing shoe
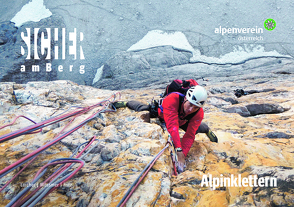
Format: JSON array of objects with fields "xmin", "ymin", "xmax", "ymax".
[
  {"xmin": 206, "ymin": 130, "xmax": 218, "ymax": 143},
  {"xmin": 112, "ymin": 101, "xmax": 127, "ymax": 109}
]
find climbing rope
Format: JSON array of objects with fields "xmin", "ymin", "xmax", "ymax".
[
  {"xmin": 0, "ymin": 115, "xmax": 42, "ymax": 134},
  {"xmin": 0, "ymin": 93, "xmax": 119, "ymax": 178},
  {"xmin": 0, "ymin": 92, "xmax": 120, "ymax": 143},
  {"xmin": 117, "ymin": 142, "xmax": 171, "ymax": 207},
  {"xmin": 1, "ymin": 91, "xmax": 181, "ymax": 206},
  {"xmin": 10, "ymin": 137, "xmax": 101, "ymax": 207},
  {"xmin": 116, "ymin": 123, "xmax": 180, "ymax": 206},
  {"xmin": 0, "ymin": 93, "xmax": 120, "ymax": 206}
]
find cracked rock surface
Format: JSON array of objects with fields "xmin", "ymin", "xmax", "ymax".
[{"xmin": 0, "ymin": 57, "xmax": 293, "ymax": 206}]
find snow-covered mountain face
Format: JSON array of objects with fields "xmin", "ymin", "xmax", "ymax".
[{"xmin": 0, "ymin": 0, "xmax": 293, "ymax": 87}]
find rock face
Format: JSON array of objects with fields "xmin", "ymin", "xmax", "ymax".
[
  {"xmin": 0, "ymin": 17, "xmax": 67, "ymax": 84},
  {"xmin": 93, "ymin": 46, "xmax": 192, "ymax": 89},
  {"xmin": 95, "ymin": 55, "xmax": 294, "ymax": 91},
  {"xmin": 1, "ymin": 3, "xmax": 294, "ymax": 204},
  {"xmin": 0, "ymin": 61, "xmax": 293, "ymax": 207},
  {"xmin": 1, "ymin": 0, "xmax": 294, "ymax": 85}
]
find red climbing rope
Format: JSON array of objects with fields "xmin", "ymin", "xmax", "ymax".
[
  {"xmin": 0, "ymin": 115, "xmax": 42, "ymax": 133},
  {"xmin": 13, "ymin": 136, "xmax": 98, "ymax": 207},
  {"xmin": 117, "ymin": 143, "xmax": 170, "ymax": 207},
  {"xmin": 0, "ymin": 93, "xmax": 119, "ymax": 177}
]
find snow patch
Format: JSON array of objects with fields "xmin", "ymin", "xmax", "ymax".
[
  {"xmin": 11, "ymin": 0, "xmax": 52, "ymax": 27},
  {"xmin": 128, "ymin": 30, "xmax": 290, "ymax": 65},
  {"xmin": 92, "ymin": 65, "xmax": 104, "ymax": 85},
  {"xmin": 127, "ymin": 30, "xmax": 195, "ymax": 54},
  {"xmin": 190, "ymin": 45, "xmax": 290, "ymax": 64},
  {"xmin": 93, "ymin": 30, "xmax": 291, "ymax": 85}
]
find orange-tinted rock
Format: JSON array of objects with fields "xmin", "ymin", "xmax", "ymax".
[{"xmin": 0, "ymin": 77, "xmax": 293, "ymax": 206}]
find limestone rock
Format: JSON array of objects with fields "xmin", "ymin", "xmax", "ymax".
[
  {"xmin": 93, "ymin": 46, "xmax": 192, "ymax": 90},
  {"xmin": 246, "ymin": 103, "xmax": 288, "ymax": 116},
  {"xmin": 0, "ymin": 18, "xmax": 65, "ymax": 84},
  {"xmin": 102, "ymin": 125, "xmax": 124, "ymax": 143},
  {"xmin": 224, "ymin": 103, "xmax": 290, "ymax": 117},
  {"xmin": 1, "ymin": 64, "xmax": 294, "ymax": 207},
  {"xmin": 224, "ymin": 106, "xmax": 251, "ymax": 117},
  {"xmin": 101, "ymin": 143, "xmax": 120, "ymax": 161}
]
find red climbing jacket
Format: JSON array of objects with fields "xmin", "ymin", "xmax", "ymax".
[{"xmin": 158, "ymin": 93, "xmax": 204, "ymax": 156}]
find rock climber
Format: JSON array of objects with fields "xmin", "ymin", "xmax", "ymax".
[{"xmin": 112, "ymin": 85, "xmax": 218, "ymax": 174}]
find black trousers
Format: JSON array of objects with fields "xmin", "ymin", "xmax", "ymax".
[
  {"xmin": 126, "ymin": 100, "xmax": 150, "ymax": 111},
  {"xmin": 126, "ymin": 101, "xmax": 209, "ymax": 134}
]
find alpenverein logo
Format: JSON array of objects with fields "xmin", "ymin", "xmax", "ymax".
[{"xmin": 264, "ymin": 19, "xmax": 276, "ymax": 31}]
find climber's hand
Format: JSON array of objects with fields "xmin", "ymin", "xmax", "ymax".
[{"xmin": 176, "ymin": 151, "xmax": 186, "ymax": 174}]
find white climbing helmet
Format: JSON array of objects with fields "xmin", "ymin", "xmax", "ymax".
[{"xmin": 186, "ymin": 85, "xmax": 207, "ymax": 107}]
